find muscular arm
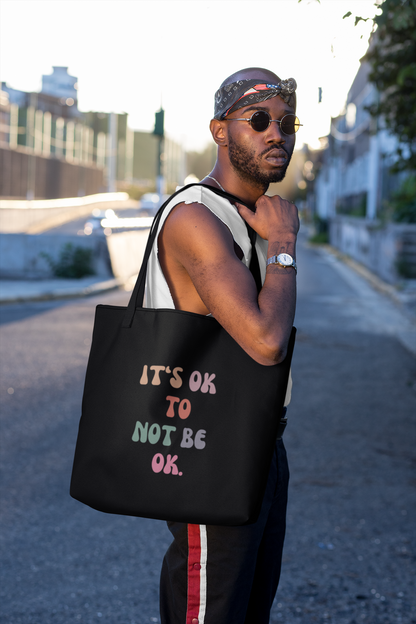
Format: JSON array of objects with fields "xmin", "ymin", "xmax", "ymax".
[{"xmin": 158, "ymin": 194, "xmax": 299, "ymax": 366}]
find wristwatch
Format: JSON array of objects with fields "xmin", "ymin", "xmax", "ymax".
[{"xmin": 267, "ymin": 253, "xmax": 297, "ymax": 274}]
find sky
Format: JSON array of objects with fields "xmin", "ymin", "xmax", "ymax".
[{"xmin": 0, "ymin": 0, "xmax": 381, "ymax": 152}]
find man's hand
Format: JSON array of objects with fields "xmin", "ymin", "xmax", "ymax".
[{"xmin": 235, "ymin": 195, "xmax": 299, "ymax": 241}]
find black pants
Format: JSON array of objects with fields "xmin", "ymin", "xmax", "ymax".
[{"xmin": 160, "ymin": 439, "xmax": 289, "ymax": 624}]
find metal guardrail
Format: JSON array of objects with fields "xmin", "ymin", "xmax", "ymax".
[{"xmin": 0, "ymin": 192, "xmax": 129, "ymax": 210}]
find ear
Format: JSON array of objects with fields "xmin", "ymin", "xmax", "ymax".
[{"xmin": 210, "ymin": 119, "xmax": 228, "ymax": 147}]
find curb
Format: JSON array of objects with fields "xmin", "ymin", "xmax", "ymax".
[
  {"xmin": 0, "ymin": 277, "xmax": 127, "ymax": 305},
  {"xmin": 309, "ymin": 242, "xmax": 416, "ymax": 322}
]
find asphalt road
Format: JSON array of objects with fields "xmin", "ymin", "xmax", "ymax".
[{"xmin": 1, "ymin": 232, "xmax": 415, "ymax": 624}]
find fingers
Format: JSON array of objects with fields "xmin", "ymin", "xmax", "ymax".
[
  {"xmin": 236, "ymin": 197, "xmax": 299, "ymax": 240},
  {"xmin": 235, "ymin": 202, "xmax": 255, "ymax": 224}
]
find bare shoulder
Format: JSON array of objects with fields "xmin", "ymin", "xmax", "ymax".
[{"xmin": 159, "ymin": 201, "xmax": 236, "ymax": 264}]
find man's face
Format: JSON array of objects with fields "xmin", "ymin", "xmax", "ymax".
[{"xmin": 225, "ymin": 96, "xmax": 296, "ymax": 187}]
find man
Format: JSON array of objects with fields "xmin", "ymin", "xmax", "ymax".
[{"xmin": 146, "ymin": 67, "xmax": 300, "ymax": 624}]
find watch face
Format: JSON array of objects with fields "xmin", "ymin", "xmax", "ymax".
[{"xmin": 277, "ymin": 253, "xmax": 293, "ymax": 266}]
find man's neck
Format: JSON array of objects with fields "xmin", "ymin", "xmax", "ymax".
[{"xmin": 203, "ymin": 166, "xmax": 267, "ymax": 208}]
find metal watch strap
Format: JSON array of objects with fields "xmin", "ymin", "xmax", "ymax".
[{"xmin": 267, "ymin": 254, "xmax": 297, "ymax": 274}]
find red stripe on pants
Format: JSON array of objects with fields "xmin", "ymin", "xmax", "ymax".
[{"xmin": 186, "ymin": 524, "xmax": 201, "ymax": 624}]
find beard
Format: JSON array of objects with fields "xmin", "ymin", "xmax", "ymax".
[{"xmin": 228, "ymin": 133, "xmax": 292, "ymax": 188}]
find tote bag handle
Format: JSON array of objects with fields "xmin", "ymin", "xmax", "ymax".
[{"xmin": 122, "ymin": 183, "xmax": 259, "ymax": 328}]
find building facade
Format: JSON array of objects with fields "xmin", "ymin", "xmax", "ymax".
[
  {"xmin": 312, "ymin": 61, "xmax": 415, "ymax": 284},
  {"xmin": 314, "ymin": 61, "xmax": 404, "ymax": 222},
  {"xmin": 1, "ymin": 73, "xmax": 186, "ymax": 199},
  {"xmin": 41, "ymin": 66, "xmax": 78, "ymax": 104}
]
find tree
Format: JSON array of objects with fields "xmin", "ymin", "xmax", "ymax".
[{"xmin": 344, "ymin": 0, "xmax": 416, "ymax": 171}]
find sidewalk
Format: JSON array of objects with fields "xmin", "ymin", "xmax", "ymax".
[
  {"xmin": 0, "ymin": 275, "xmax": 130, "ymax": 304},
  {"xmin": 1, "ymin": 235, "xmax": 415, "ymax": 624},
  {"xmin": 315, "ymin": 243, "xmax": 416, "ymax": 322},
  {"xmin": 1, "ymin": 245, "xmax": 415, "ymax": 323}
]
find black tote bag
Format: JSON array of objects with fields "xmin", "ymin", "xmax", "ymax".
[{"xmin": 70, "ymin": 184, "xmax": 296, "ymax": 526}]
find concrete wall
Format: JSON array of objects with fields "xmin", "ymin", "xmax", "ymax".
[
  {"xmin": 330, "ymin": 216, "xmax": 416, "ymax": 283},
  {"xmin": 0, "ymin": 233, "xmax": 113, "ymax": 279},
  {"xmin": 106, "ymin": 229, "xmax": 150, "ymax": 280},
  {"xmin": 0, "ymin": 228, "xmax": 151, "ymax": 280}
]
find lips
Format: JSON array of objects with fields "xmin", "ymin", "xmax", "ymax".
[{"xmin": 263, "ymin": 149, "xmax": 288, "ymax": 167}]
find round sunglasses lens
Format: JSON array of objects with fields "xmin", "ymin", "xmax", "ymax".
[
  {"xmin": 250, "ymin": 111, "xmax": 270, "ymax": 132},
  {"xmin": 280, "ymin": 115, "xmax": 300, "ymax": 135}
]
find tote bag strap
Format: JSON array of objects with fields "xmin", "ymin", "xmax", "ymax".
[{"xmin": 122, "ymin": 183, "xmax": 260, "ymax": 328}]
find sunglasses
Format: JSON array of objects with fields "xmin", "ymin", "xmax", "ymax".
[{"xmin": 225, "ymin": 111, "xmax": 302, "ymax": 135}]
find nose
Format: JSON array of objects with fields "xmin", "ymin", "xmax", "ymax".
[{"xmin": 265, "ymin": 120, "xmax": 285, "ymax": 143}]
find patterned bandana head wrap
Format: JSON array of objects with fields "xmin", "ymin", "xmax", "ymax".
[{"xmin": 214, "ymin": 77, "xmax": 297, "ymax": 120}]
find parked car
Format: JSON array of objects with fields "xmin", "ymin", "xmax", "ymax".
[
  {"xmin": 83, "ymin": 209, "xmax": 116, "ymax": 236},
  {"xmin": 138, "ymin": 193, "xmax": 169, "ymax": 216}
]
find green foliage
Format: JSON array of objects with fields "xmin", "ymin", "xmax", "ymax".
[
  {"xmin": 396, "ymin": 257, "xmax": 416, "ymax": 278},
  {"xmin": 41, "ymin": 243, "xmax": 95, "ymax": 279},
  {"xmin": 390, "ymin": 175, "xmax": 416, "ymax": 223},
  {"xmin": 309, "ymin": 231, "xmax": 329, "ymax": 244},
  {"xmin": 310, "ymin": 216, "xmax": 329, "ymax": 244},
  {"xmin": 343, "ymin": 11, "xmax": 371, "ymax": 26},
  {"xmin": 345, "ymin": 0, "xmax": 416, "ymax": 171}
]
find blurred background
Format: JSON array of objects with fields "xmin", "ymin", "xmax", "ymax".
[
  {"xmin": 0, "ymin": 2, "xmax": 415, "ymax": 623},
  {"xmin": 0, "ymin": 0, "xmax": 414, "ymax": 285}
]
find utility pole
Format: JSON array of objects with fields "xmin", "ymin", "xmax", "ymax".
[
  {"xmin": 153, "ymin": 108, "xmax": 164, "ymax": 196},
  {"xmin": 26, "ymin": 93, "xmax": 37, "ymax": 200},
  {"xmin": 107, "ymin": 112, "xmax": 118, "ymax": 193}
]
